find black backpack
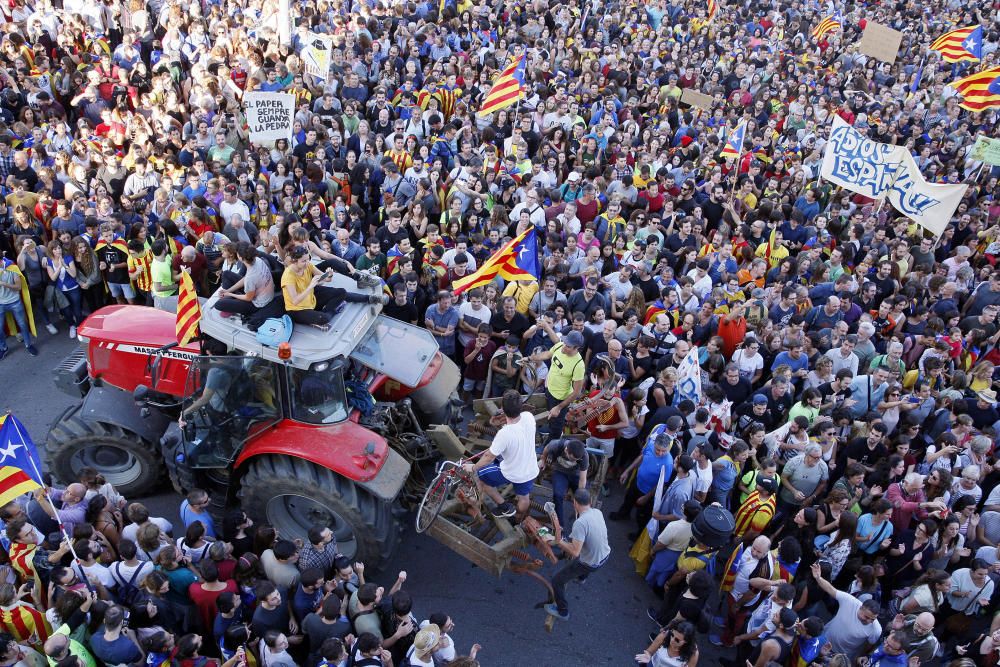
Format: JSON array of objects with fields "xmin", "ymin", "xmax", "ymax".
[{"xmin": 113, "ymin": 562, "xmax": 144, "ymax": 607}]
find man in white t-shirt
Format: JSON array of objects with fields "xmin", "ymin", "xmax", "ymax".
[
  {"xmin": 456, "ymin": 289, "xmax": 492, "ymax": 349},
  {"xmin": 465, "ymin": 390, "xmax": 538, "ymax": 519}
]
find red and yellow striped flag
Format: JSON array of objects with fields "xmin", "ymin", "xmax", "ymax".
[
  {"xmin": 0, "ymin": 602, "xmax": 51, "ymax": 647},
  {"xmin": 952, "ymin": 67, "xmax": 1000, "ymax": 112},
  {"xmin": 811, "ymin": 15, "xmax": 841, "ymax": 41},
  {"xmin": 707, "ymin": 0, "xmax": 718, "ymax": 22},
  {"xmin": 176, "ymin": 270, "xmax": 201, "ymax": 346},
  {"xmin": 476, "ymin": 54, "xmax": 527, "ymax": 117}
]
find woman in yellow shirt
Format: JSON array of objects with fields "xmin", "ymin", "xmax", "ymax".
[{"xmin": 280, "ymin": 247, "xmax": 381, "ymax": 328}]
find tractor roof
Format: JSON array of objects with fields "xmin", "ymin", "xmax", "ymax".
[
  {"xmin": 201, "ymin": 272, "xmax": 383, "ymax": 371},
  {"xmin": 79, "ymin": 275, "xmax": 441, "ymax": 386}
]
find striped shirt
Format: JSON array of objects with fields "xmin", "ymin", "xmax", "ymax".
[
  {"xmin": 734, "ymin": 490, "xmax": 776, "ymax": 537},
  {"xmin": 127, "ymin": 250, "xmax": 154, "ymax": 292}
]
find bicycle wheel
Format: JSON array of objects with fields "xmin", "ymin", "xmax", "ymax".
[{"xmin": 415, "ymin": 474, "xmax": 449, "ymax": 533}]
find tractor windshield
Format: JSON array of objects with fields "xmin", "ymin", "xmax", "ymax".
[
  {"xmin": 182, "ymin": 356, "xmax": 280, "ymax": 466},
  {"xmin": 287, "ymin": 364, "xmax": 349, "ymax": 425}
]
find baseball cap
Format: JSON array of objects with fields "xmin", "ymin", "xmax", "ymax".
[
  {"xmin": 567, "ymin": 171, "xmax": 581, "ymax": 182},
  {"xmin": 757, "ymin": 477, "xmax": 778, "ymax": 494},
  {"xmin": 751, "ymin": 288, "xmax": 766, "ymax": 298},
  {"xmin": 224, "ymin": 184, "xmax": 238, "ymax": 194},
  {"xmin": 563, "ymin": 331, "xmax": 585, "ymax": 348},
  {"xmin": 752, "ymin": 394, "xmax": 769, "ymax": 405}
]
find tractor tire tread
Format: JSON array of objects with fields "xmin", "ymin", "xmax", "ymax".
[
  {"xmin": 239, "ymin": 454, "xmax": 400, "ymax": 571},
  {"xmin": 45, "ymin": 412, "xmax": 163, "ymax": 497}
]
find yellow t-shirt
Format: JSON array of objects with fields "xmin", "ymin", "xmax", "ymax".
[
  {"xmin": 502, "ymin": 281, "xmax": 538, "ymax": 315},
  {"xmin": 281, "ymin": 265, "xmax": 317, "ymax": 311},
  {"xmin": 755, "ymin": 241, "xmax": 789, "ymax": 269},
  {"xmin": 546, "ymin": 342, "xmax": 585, "ymax": 400}
]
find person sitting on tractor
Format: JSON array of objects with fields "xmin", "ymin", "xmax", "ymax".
[
  {"xmin": 214, "ymin": 241, "xmax": 280, "ymax": 324},
  {"xmin": 280, "ymin": 246, "xmax": 383, "ymax": 330},
  {"xmin": 463, "ymin": 390, "xmax": 538, "ymax": 520}
]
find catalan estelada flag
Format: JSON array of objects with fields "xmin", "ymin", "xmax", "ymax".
[
  {"xmin": 811, "ymin": 14, "xmax": 841, "ymax": 41},
  {"xmin": 0, "ymin": 415, "xmax": 44, "ymax": 509},
  {"xmin": 952, "ymin": 66, "xmax": 1000, "ymax": 112},
  {"xmin": 452, "ymin": 227, "xmax": 539, "ymax": 295},
  {"xmin": 719, "ymin": 121, "xmax": 746, "ymax": 160},
  {"xmin": 476, "ymin": 54, "xmax": 527, "ymax": 117},
  {"xmin": 930, "ymin": 25, "xmax": 982, "ymax": 63},
  {"xmin": 176, "ymin": 270, "xmax": 201, "ymax": 346},
  {"xmin": 719, "ymin": 540, "xmax": 745, "ymax": 594}
]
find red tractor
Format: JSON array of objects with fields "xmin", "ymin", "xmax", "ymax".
[{"xmin": 46, "ymin": 281, "xmax": 460, "ymax": 568}]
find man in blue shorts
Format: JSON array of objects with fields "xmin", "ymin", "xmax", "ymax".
[{"xmin": 464, "ymin": 389, "xmax": 538, "ymax": 519}]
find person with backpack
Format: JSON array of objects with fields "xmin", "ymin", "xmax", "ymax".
[{"xmin": 109, "ymin": 540, "xmax": 152, "ymax": 601}]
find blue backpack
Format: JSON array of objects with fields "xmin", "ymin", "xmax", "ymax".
[{"xmin": 255, "ymin": 315, "xmax": 293, "ymax": 347}]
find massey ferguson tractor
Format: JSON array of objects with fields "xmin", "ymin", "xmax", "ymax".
[{"xmin": 46, "ymin": 274, "xmax": 460, "ymax": 568}]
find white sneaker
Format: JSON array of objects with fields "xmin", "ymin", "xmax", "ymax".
[
  {"xmin": 69, "ymin": 326, "xmax": 77, "ymax": 339},
  {"xmin": 45, "ymin": 323, "xmax": 57, "ymax": 335}
]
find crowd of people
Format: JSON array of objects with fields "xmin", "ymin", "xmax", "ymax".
[
  {"xmin": 0, "ymin": 0, "xmax": 998, "ymax": 663},
  {"xmin": 0, "ymin": 475, "xmax": 486, "ymax": 666}
]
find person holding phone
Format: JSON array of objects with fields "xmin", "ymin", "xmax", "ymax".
[{"xmin": 281, "ymin": 247, "xmax": 384, "ymax": 329}]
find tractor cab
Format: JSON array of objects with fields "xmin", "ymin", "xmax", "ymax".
[{"xmin": 180, "ymin": 355, "xmax": 282, "ymax": 469}]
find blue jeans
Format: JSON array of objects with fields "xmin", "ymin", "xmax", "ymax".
[
  {"xmin": 60, "ymin": 288, "xmax": 83, "ymax": 326},
  {"xmin": 0, "ymin": 299, "xmax": 33, "ymax": 352},
  {"xmin": 545, "ymin": 390, "xmax": 570, "ymax": 442},
  {"xmin": 551, "ymin": 469, "xmax": 582, "ymax": 528}
]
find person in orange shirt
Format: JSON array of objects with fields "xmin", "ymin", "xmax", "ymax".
[{"xmin": 737, "ymin": 258, "xmax": 767, "ymax": 291}]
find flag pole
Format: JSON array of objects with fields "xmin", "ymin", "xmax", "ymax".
[{"xmin": 5, "ymin": 414, "xmax": 94, "ymax": 594}]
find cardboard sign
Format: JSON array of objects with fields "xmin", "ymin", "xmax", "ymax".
[
  {"xmin": 680, "ymin": 88, "xmax": 714, "ymax": 111},
  {"xmin": 244, "ymin": 92, "xmax": 295, "ymax": 143},
  {"xmin": 972, "ymin": 136, "xmax": 1000, "ymax": 167},
  {"xmin": 858, "ymin": 21, "xmax": 903, "ymax": 64}
]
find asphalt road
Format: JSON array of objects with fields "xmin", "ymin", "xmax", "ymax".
[{"xmin": 3, "ymin": 327, "xmax": 726, "ymax": 666}]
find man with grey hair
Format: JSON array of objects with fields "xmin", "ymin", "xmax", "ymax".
[
  {"xmin": 870, "ymin": 340, "xmax": 906, "ymax": 378},
  {"xmin": 777, "ymin": 444, "xmax": 828, "ymax": 522},
  {"xmin": 854, "ymin": 321, "xmax": 878, "ymax": 370}
]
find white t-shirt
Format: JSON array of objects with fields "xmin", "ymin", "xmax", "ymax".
[
  {"xmin": 80, "ymin": 562, "xmax": 115, "ymax": 589},
  {"xmin": 490, "ymin": 412, "xmax": 538, "ymax": 483},
  {"xmin": 121, "ymin": 517, "xmax": 174, "ymax": 544},
  {"xmin": 457, "ymin": 301, "xmax": 492, "ymax": 347},
  {"xmin": 110, "ymin": 561, "xmax": 154, "ymax": 588},
  {"xmin": 692, "ymin": 461, "xmax": 713, "ymax": 496},
  {"xmin": 825, "ymin": 590, "xmax": 882, "ymax": 658}
]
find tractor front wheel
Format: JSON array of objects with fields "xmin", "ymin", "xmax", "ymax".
[
  {"xmin": 46, "ymin": 414, "xmax": 163, "ymax": 498},
  {"xmin": 240, "ymin": 455, "xmax": 400, "ymax": 569}
]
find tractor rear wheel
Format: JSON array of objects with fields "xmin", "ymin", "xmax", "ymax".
[
  {"xmin": 46, "ymin": 414, "xmax": 163, "ymax": 498},
  {"xmin": 240, "ymin": 455, "xmax": 400, "ymax": 569}
]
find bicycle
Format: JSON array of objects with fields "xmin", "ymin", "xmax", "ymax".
[{"xmin": 415, "ymin": 452, "xmax": 485, "ymax": 534}]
